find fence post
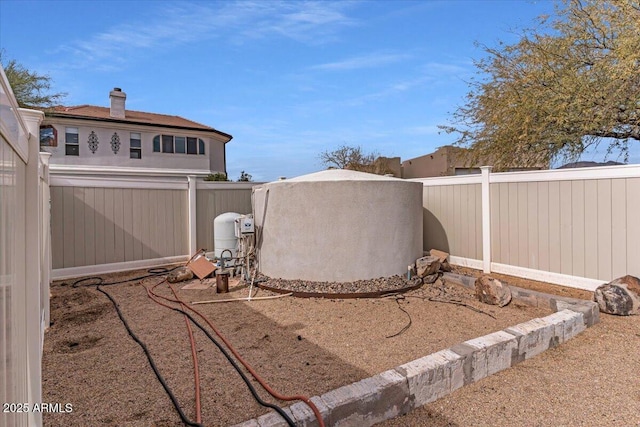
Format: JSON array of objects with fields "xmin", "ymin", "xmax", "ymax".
[
  {"xmin": 481, "ymin": 166, "xmax": 492, "ymax": 273},
  {"xmin": 19, "ymin": 107, "xmax": 45, "ymax": 427},
  {"xmin": 40, "ymin": 152, "xmax": 52, "ymax": 330},
  {"xmin": 188, "ymin": 175, "xmax": 197, "ymax": 256}
]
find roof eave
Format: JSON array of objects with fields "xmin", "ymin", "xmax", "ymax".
[{"xmin": 44, "ymin": 112, "xmax": 233, "ymax": 143}]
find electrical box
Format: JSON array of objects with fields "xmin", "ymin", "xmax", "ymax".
[{"xmin": 234, "ymin": 215, "xmax": 254, "ymax": 237}]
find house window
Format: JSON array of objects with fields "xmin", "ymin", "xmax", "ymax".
[
  {"xmin": 161, "ymin": 135, "xmax": 174, "ymax": 153},
  {"xmin": 175, "ymin": 136, "xmax": 186, "ymax": 153},
  {"xmin": 39, "ymin": 125, "xmax": 57, "ymax": 147},
  {"xmin": 130, "ymin": 132, "xmax": 141, "ymax": 159},
  {"xmin": 187, "ymin": 137, "xmax": 197, "ymax": 154},
  {"xmin": 152, "ymin": 135, "xmax": 206, "ymax": 155},
  {"xmin": 65, "ymin": 127, "xmax": 79, "ymax": 156}
]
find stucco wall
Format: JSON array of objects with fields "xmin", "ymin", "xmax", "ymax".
[
  {"xmin": 402, "ymin": 148, "xmax": 450, "ymax": 179},
  {"xmin": 254, "ymin": 170, "xmax": 424, "ymax": 282},
  {"xmin": 42, "ymin": 121, "xmax": 225, "ymax": 173}
]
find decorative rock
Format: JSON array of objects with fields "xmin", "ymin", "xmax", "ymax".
[
  {"xmin": 423, "ymin": 273, "xmax": 439, "ymax": 284},
  {"xmin": 429, "ymin": 249, "xmax": 449, "ymax": 263},
  {"xmin": 440, "ymin": 260, "xmax": 452, "ymax": 272},
  {"xmin": 167, "ymin": 267, "xmax": 194, "ymax": 283},
  {"xmin": 475, "ymin": 275, "xmax": 512, "ymax": 307},
  {"xmin": 612, "ymin": 275, "xmax": 640, "ymax": 297},
  {"xmin": 594, "ymin": 275, "xmax": 640, "ymax": 315},
  {"xmin": 416, "ymin": 256, "xmax": 441, "ymax": 278}
]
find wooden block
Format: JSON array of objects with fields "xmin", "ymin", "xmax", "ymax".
[{"xmin": 187, "ymin": 255, "xmax": 217, "ymax": 280}]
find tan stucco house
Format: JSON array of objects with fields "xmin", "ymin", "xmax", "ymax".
[
  {"xmin": 401, "ymin": 145, "xmax": 546, "ymax": 179},
  {"xmin": 39, "ymin": 88, "xmax": 232, "ymax": 175}
]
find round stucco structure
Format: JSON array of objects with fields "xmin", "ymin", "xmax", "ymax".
[{"xmin": 252, "ymin": 169, "xmax": 423, "ymax": 283}]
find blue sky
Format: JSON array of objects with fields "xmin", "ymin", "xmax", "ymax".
[{"xmin": 1, "ymin": 0, "xmax": 637, "ymax": 181}]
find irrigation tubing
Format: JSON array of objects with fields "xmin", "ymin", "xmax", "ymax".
[
  {"xmin": 71, "ymin": 265, "xmax": 180, "ymax": 288},
  {"xmin": 72, "ymin": 264, "xmax": 317, "ymax": 426},
  {"xmin": 151, "ymin": 280, "xmax": 326, "ymax": 427},
  {"xmin": 144, "ymin": 280, "xmax": 296, "ymax": 427},
  {"xmin": 95, "ymin": 284, "xmax": 204, "ymax": 427},
  {"xmin": 182, "ymin": 303, "xmax": 203, "ymax": 424},
  {"xmin": 154, "ymin": 282, "xmax": 316, "ymax": 419}
]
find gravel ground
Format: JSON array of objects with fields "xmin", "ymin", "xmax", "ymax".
[
  {"xmin": 380, "ymin": 268, "xmax": 640, "ymax": 427},
  {"xmin": 257, "ymin": 274, "xmax": 422, "ymax": 295},
  {"xmin": 42, "ymin": 266, "xmax": 553, "ymax": 427}
]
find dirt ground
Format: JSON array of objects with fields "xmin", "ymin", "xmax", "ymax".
[
  {"xmin": 42, "ymin": 265, "xmax": 560, "ymax": 427},
  {"xmin": 381, "ymin": 268, "xmax": 640, "ymax": 427}
]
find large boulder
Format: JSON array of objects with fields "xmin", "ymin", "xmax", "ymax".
[
  {"xmin": 475, "ymin": 275, "xmax": 512, "ymax": 307},
  {"xmin": 594, "ymin": 275, "xmax": 640, "ymax": 316}
]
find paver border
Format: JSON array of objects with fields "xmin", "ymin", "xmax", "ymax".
[{"xmin": 233, "ymin": 273, "xmax": 599, "ymax": 427}]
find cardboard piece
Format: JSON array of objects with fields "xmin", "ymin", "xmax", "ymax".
[{"xmin": 187, "ymin": 255, "xmax": 217, "ymax": 280}]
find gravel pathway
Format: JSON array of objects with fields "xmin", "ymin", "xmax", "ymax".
[{"xmin": 378, "ymin": 268, "xmax": 640, "ymax": 426}]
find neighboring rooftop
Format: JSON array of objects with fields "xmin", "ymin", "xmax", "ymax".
[{"xmin": 43, "ymin": 87, "xmax": 232, "ymax": 141}]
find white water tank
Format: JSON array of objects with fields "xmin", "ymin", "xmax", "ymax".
[
  {"xmin": 253, "ymin": 169, "xmax": 423, "ymax": 283},
  {"xmin": 214, "ymin": 212, "xmax": 242, "ymax": 259}
]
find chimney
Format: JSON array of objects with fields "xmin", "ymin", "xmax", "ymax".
[{"xmin": 109, "ymin": 87, "xmax": 126, "ymax": 119}]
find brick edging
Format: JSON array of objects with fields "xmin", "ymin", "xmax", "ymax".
[{"xmin": 234, "ymin": 275, "xmax": 599, "ymax": 427}]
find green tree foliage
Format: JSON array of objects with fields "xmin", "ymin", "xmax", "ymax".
[
  {"xmin": 237, "ymin": 171, "xmax": 252, "ymax": 182},
  {"xmin": 0, "ymin": 52, "xmax": 65, "ymax": 108},
  {"xmin": 204, "ymin": 172, "xmax": 229, "ymax": 181},
  {"xmin": 440, "ymin": 0, "xmax": 640, "ymax": 169}
]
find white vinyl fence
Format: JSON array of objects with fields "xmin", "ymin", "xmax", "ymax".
[
  {"xmin": 1, "ymin": 66, "xmax": 50, "ymax": 427},
  {"xmin": 49, "ymin": 171, "xmax": 256, "ymax": 279},
  {"xmin": 413, "ymin": 165, "xmax": 640, "ymax": 291}
]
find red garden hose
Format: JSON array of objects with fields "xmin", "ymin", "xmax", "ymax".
[{"xmin": 149, "ymin": 279, "xmax": 325, "ymax": 427}]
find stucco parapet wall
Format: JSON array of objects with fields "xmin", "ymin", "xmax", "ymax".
[{"xmin": 235, "ymin": 277, "xmax": 599, "ymax": 427}]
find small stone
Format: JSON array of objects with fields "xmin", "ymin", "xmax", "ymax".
[
  {"xmin": 416, "ymin": 255, "xmax": 441, "ymax": 278},
  {"xmin": 440, "ymin": 260, "xmax": 452, "ymax": 272},
  {"xmin": 475, "ymin": 275, "xmax": 512, "ymax": 307},
  {"xmin": 423, "ymin": 273, "xmax": 439, "ymax": 284},
  {"xmin": 167, "ymin": 267, "xmax": 194, "ymax": 283},
  {"xmin": 594, "ymin": 275, "xmax": 640, "ymax": 315}
]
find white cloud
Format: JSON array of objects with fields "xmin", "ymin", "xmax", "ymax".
[
  {"xmin": 403, "ymin": 125, "xmax": 441, "ymax": 136},
  {"xmin": 239, "ymin": 1, "xmax": 356, "ymax": 43},
  {"xmin": 53, "ymin": 1, "xmax": 355, "ymax": 70},
  {"xmin": 311, "ymin": 52, "xmax": 412, "ymax": 71},
  {"xmin": 343, "ymin": 75, "xmax": 432, "ymax": 106}
]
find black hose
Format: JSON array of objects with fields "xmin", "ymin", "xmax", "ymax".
[
  {"xmin": 71, "ymin": 266, "xmax": 179, "ymax": 288},
  {"xmin": 93, "ymin": 277, "xmax": 295, "ymax": 426},
  {"xmin": 151, "ymin": 293, "xmax": 296, "ymax": 427},
  {"xmin": 96, "ymin": 284, "xmax": 203, "ymax": 427}
]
